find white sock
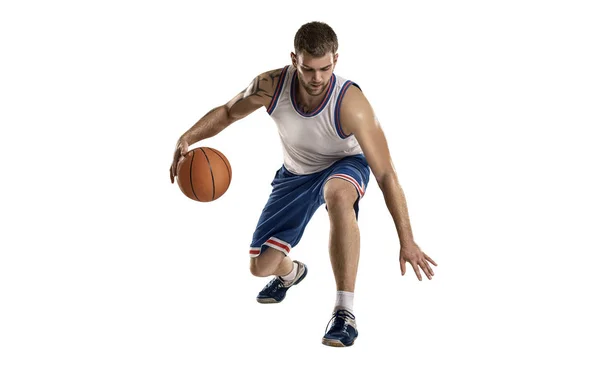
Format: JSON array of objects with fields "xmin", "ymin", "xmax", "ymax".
[
  {"xmin": 280, "ymin": 261, "xmax": 298, "ymax": 282},
  {"xmin": 334, "ymin": 291, "xmax": 354, "ymax": 312}
]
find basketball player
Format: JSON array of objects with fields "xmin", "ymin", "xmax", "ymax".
[{"xmin": 169, "ymin": 21, "xmax": 437, "ymax": 347}]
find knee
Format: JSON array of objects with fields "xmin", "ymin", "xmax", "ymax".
[{"xmin": 324, "ymin": 179, "xmax": 357, "ymax": 211}]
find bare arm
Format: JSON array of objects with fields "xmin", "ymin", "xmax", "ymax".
[
  {"xmin": 170, "ymin": 68, "xmax": 283, "ymax": 183},
  {"xmin": 339, "ymin": 86, "xmax": 413, "ymax": 244},
  {"xmin": 339, "ymin": 86, "xmax": 437, "ymax": 280},
  {"xmin": 179, "ymin": 68, "xmax": 282, "ymax": 146}
]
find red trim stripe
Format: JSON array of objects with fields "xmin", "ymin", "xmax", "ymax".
[
  {"xmin": 266, "ymin": 239, "xmax": 291, "ymax": 253},
  {"xmin": 328, "ymin": 173, "xmax": 364, "ymax": 196},
  {"xmin": 291, "ymin": 71, "xmax": 336, "ymax": 117},
  {"xmin": 267, "ymin": 66, "xmax": 289, "ymax": 114},
  {"xmin": 312, "ymin": 78, "xmax": 334, "ymax": 112},
  {"xmin": 334, "ymin": 81, "xmax": 355, "ymax": 138},
  {"xmin": 249, "ymin": 237, "xmax": 292, "ymax": 257}
]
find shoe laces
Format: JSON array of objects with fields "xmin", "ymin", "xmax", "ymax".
[
  {"xmin": 264, "ymin": 277, "xmax": 285, "ymax": 293},
  {"xmin": 325, "ymin": 309, "xmax": 355, "ymax": 333}
]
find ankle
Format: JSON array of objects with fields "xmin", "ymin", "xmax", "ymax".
[
  {"xmin": 280, "ymin": 261, "xmax": 298, "ymax": 282},
  {"xmin": 334, "ymin": 290, "xmax": 354, "ymax": 313}
]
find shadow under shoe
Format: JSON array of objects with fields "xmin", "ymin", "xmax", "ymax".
[{"xmin": 256, "ymin": 260, "xmax": 307, "ymax": 304}]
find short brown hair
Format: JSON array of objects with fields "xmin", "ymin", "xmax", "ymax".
[{"xmin": 294, "ymin": 21, "xmax": 338, "ymax": 57}]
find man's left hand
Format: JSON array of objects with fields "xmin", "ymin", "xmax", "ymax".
[{"xmin": 400, "ymin": 242, "xmax": 437, "ymax": 281}]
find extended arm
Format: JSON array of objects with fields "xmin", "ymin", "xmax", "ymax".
[
  {"xmin": 339, "ymin": 86, "xmax": 437, "ymax": 280},
  {"xmin": 169, "ymin": 69, "xmax": 283, "ymax": 183}
]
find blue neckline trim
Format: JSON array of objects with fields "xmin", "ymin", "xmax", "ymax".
[{"xmin": 290, "ymin": 70, "xmax": 336, "ymax": 117}]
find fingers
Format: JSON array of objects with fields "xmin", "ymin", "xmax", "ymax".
[
  {"xmin": 170, "ymin": 154, "xmax": 179, "ymax": 184},
  {"xmin": 170, "ymin": 145, "xmax": 184, "ymax": 184},
  {"xmin": 400, "ymin": 246, "xmax": 437, "ymax": 281},
  {"xmin": 181, "ymin": 140, "xmax": 189, "ymax": 154},
  {"xmin": 421, "ymin": 260, "xmax": 433, "ymax": 280},
  {"xmin": 425, "ymin": 254, "xmax": 437, "ymax": 266},
  {"xmin": 402, "ymin": 256, "xmax": 435, "ymax": 281},
  {"xmin": 400, "ymin": 257, "xmax": 406, "ymax": 276},
  {"xmin": 410, "ymin": 261, "xmax": 422, "ymax": 281}
]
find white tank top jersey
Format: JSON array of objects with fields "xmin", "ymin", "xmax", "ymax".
[{"xmin": 266, "ymin": 65, "xmax": 365, "ymax": 175}]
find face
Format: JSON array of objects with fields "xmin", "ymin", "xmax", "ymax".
[{"xmin": 291, "ymin": 51, "xmax": 338, "ymax": 96}]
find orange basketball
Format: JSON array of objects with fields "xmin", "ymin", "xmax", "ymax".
[{"xmin": 176, "ymin": 147, "xmax": 232, "ymax": 202}]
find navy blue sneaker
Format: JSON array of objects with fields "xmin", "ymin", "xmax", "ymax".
[
  {"xmin": 322, "ymin": 309, "xmax": 358, "ymax": 347},
  {"xmin": 256, "ymin": 260, "xmax": 307, "ymax": 304}
]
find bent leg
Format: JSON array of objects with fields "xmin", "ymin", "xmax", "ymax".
[
  {"xmin": 251, "ymin": 248, "xmax": 308, "ymax": 304},
  {"xmin": 249, "ymin": 247, "xmax": 293, "ymax": 277}
]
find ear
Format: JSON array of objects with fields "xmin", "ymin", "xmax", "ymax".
[
  {"xmin": 331, "ymin": 53, "xmax": 339, "ymax": 71},
  {"xmin": 290, "ymin": 52, "xmax": 297, "ymax": 67}
]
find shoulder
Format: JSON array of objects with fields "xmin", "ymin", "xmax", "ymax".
[
  {"xmin": 340, "ymin": 84, "xmax": 373, "ymax": 120},
  {"xmin": 337, "ymin": 82, "xmax": 377, "ymax": 136},
  {"xmin": 331, "ymin": 71, "xmax": 364, "ymax": 104},
  {"xmin": 240, "ymin": 66, "xmax": 289, "ymax": 108},
  {"xmin": 244, "ymin": 67, "xmax": 289, "ymax": 99},
  {"xmin": 256, "ymin": 66, "xmax": 290, "ymax": 93}
]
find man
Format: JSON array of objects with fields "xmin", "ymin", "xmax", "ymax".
[{"xmin": 169, "ymin": 21, "xmax": 437, "ymax": 347}]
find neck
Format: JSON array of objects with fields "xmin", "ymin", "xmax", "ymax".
[{"xmin": 295, "ymin": 78, "xmax": 329, "ymax": 114}]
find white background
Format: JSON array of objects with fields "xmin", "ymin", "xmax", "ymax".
[{"xmin": 1, "ymin": 0, "xmax": 599, "ymax": 364}]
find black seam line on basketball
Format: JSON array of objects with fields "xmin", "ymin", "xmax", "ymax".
[
  {"xmin": 199, "ymin": 147, "xmax": 215, "ymax": 200},
  {"xmin": 208, "ymin": 148, "xmax": 230, "ymax": 185},
  {"xmin": 189, "ymin": 151, "xmax": 200, "ymax": 201}
]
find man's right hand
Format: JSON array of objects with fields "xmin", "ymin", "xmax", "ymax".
[
  {"xmin": 168, "ymin": 68, "xmax": 280, "ymax": 184},
  {"xmin": 170, "ymin": 139, "xmax": 189, "ymax": 184}
]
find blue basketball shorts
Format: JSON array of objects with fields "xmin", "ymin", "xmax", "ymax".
[{"xmin": 249, "ymin": 154, "xmax": 371, "ymax": 257}]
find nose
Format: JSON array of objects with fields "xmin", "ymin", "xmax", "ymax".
[{"xmin": 312, "ymin": 71, "xmax": 323, "ymax": 83}]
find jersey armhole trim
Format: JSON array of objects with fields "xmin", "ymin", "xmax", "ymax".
[
  {"xmin": 334, "ymin": 81, "xmax": 361, "ymax": 139},
  {"xmin": 267, "ymin": 66, "xmax": 289, "ymax": 114}
]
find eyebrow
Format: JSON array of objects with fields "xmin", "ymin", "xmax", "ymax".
[{"xmin": 300, "ymin": 64, "xmax": 332, "ymax": 71}]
